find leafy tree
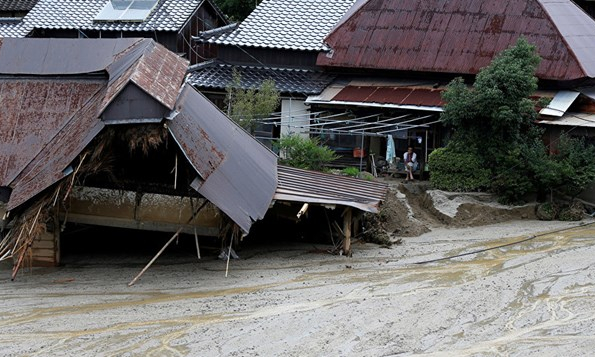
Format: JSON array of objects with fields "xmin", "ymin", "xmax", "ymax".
[
  {"xmin": 214, "ymin": 0, "xmax": 261, "ymax": 21},
  {"xmin": 432, "ymin": 38, "xmax": 595, "ymax": 203},
  {"xmin": 276, "ymin": 135, "xmax": 338, "ymax": 171},
  {"xmin": 225, "ymin": 69, "xmax": 280, "ymax": 133}
]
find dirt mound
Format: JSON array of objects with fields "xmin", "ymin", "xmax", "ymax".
[{"xmin": 372, "ymin": 180, "xmax": 537, "ymax": 239}]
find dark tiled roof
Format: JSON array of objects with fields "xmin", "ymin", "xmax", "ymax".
[
  {"xmin": 318, "ymin": 0, "xmax": 595, "ymax": 81},
  {"xmin": 187, "ymin": 61, "xmax": 335, "ymax": 95},
  {"xmin": 0, "ymin": 0, "xmax": 38, "ymax": 12},
  {"xmin": 25, "ymin": 0, "xmax": 206, "ymax": 32},
  {"xmin": 209, "ymin": 0, "xmax": 356, "ymax": 51}
]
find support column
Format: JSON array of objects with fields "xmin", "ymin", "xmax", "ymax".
[{"xmin": 343, "ymin": 207, "xmax": 352, "ymax": 257}]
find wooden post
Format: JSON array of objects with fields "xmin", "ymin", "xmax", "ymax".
[{"xmin": 343, "ymin": 207, "xmax": 352, "ymax": 256}]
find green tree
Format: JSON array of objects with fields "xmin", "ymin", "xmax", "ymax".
[
  {"xmin": 432, "ymin": 38, "xmax": 595, "ymax": 203},
  {"xmin": 225, "ymin": 69, "xmax": 280, "ymax": 134},
  {"xmin": 213, "ymin": 0, "xmax": 261, "ymax": 21},
  {"xmin": 276, "ymin": 135, "xmax": 338, "ymax": 171}
]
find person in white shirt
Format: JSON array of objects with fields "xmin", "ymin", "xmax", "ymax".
[{"xmin": 403, "ymin": 146, "xmax": 417, "ymax": 181}]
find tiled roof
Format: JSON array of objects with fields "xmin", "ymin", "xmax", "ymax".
[
  {"xmin": 25, "ymin": 0, "xmax": 206, "ymax": 32},
  {"xmin": 0, "ymin": 20, "xmax": 31, "ymax": 37},
  {"xmin": 187, "ymin": 61, "xmax": 335, "ymax": 95},
  {"xmin": 0, "ymin": 0, "xmax": 38, "ymax": 12},
  {"xmin": 209, "ymin": 0, "xmax": 356, "ymax": 51},
  {"xmin": 318, "ymin": 0, "xmax": 595, "ymax": 81}
]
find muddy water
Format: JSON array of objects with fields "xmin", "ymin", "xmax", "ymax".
[{"xmin": 1, "ymin": 220, "xmax": 594, "ymax": 356}]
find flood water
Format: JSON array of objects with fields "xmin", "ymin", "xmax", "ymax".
[{"xmin": 0, "ymin": 220, "xmax": 594, "ymax": 356}]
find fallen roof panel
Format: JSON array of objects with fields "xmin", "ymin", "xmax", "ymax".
[
  {"xmin": 170, "ymin": 84, "xmax": 278, "ymax": 234},
  {"xmin": 275, "ymin": 165, "xmax": 388, "ymax": 213}
]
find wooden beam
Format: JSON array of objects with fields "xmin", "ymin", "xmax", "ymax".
[
  {"xmin": 62, "ymin": 213, "xmax": 220, "ymax": 237},
  {"xmin": 343, "ymin": 207, "xmax": 352, "ymax": 257}
]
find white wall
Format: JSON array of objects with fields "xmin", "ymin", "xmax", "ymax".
[{"xmin": 280, "ymin": 99, "xmax": 310, "ymax": 139}]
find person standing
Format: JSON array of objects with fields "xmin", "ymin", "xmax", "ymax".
[{"xmin": 404, "ymin": 146, "xmax": 417, "ymax": 181}]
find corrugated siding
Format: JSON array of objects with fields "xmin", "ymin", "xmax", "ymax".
[
  {"xmin": 169, "ymin": 85, "xmax": 278, "ymax": 233},
  {"xmin": 318, "ymin": 0, "xmax": 595, "ymax": 81},
  {"xmin": 275, "ymin": 165, "xmax": 387, "ymax": 213}
]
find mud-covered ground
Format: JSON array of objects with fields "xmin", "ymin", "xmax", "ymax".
[{"xmin": 1, "ymin": 217, "xmax": 595, "ymax": 356}]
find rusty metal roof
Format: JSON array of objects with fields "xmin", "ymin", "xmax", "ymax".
[
  {"xmin": 0, "ymin": 38, "xmax": 188, "ymax": 211},
  {"xmin": 169, "ymin": 84, "xmax": 278, "ymax": 234},
  {"xmin": 318, "ymin": 0, "xmax": 595, "ymax": 81},
  {"xmin": 333, "ymin": 85, "xmax": 445, "ymax": 107},
  {"xmin": 0, "ymin": 80, "xmax": 105, "ymax": 198},
  {"xmin": 275, "ymin": 165, "xmax": 388, "ymax": 213}
]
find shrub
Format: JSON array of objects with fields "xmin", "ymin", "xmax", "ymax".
[
  {"xmin": 276, "ymin": 135, "xmax": 338, "ymax": 171},
  {"xmin": 341, "ymin": 167, "xmax": 359, "ymax": 177},
  {"xmin": 428, "ymin": 147, "xmax": 491, "ymax": 191}
]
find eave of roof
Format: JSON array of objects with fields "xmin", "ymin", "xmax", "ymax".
[{"xmin": 187, "ymin": 61, "xmax": 335, "ymax": 95}]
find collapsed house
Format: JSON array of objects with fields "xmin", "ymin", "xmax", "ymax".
[{"xmin": 0, "ymin": 37, "xmax": 387, "ymax": 280}]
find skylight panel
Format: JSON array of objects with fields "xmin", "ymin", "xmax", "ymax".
[{"xmin": 94, "ymin": 0, "xmax": 158, "ymax": 22}]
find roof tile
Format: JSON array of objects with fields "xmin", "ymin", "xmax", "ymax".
[
  {"xmin": 25, "ymin": 0, "xmax": 204, "ymax": 32},
  {"xmin": 187, "ymin": 61, "xmax": 335, "ymax": 95},
  {"xmin": 209, "ymin": 0, "xmax": 356, "ymax": 51}
]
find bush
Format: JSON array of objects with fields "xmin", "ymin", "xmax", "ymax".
[
  {"xmin": 428, "ymin": 147, "xmax": 491, "ymax": 191},
  {"xmin": 558, "ymin": 201, "xmax": 585, "ymax": 221},
  {"xmin": 341, "ymin": 167, "xmax": 359, "ymax": 177},
  {"xmin": 276, "ymin": 135, "xmax": 338, "ymax": 171},
  {"xmin": 536, "ymin": 202, "xmax": 558, "ymax": 221}
]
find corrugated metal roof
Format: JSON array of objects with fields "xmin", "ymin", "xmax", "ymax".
[
  {"xmin": 0, "ymin": 80, "xmax": 105, "ymax": 193},
  {"xmin": 0, "ymin": 38, "xmax": 188, "ymax": 211},
  {"xmin": 209, "ymin": 0, "xmax": 356, "ymax": 51},
  {"xmin": 333, "ymin": 85, "xmax": 445, "ymax": 107},
  {"xmin": 537, "ymin": 112, "xmax": 595, "ymax": 127},
  {"xmin": 187, "ymin": 60, "xmax": 335, "ymax": 95},
  {"xmin": 539, "ymin": 90, "xmax": 580, "ymax": 117},
  {"xmin": 318, "ymin": 0, "xmax": 595, "ymax": 81},
  {"xmin": 25, "ymin": 0, "xmax": 206, "ymax": 32},
  {"xmin": 275, "ymin": 165, "xmax": 388, "ymax": 213},
  {"xmin": 0, "ymin": 0, "xmax": 38, "ymax": 12},
  {"xmin": 170, "ymin": 84, "xmax": 278, "ymax": 234}
]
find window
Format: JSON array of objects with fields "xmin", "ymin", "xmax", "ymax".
[{"xmin": 94, "ymin": 0, "xmax": 158, "ymax": 22}]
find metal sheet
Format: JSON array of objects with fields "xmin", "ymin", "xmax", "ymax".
[
  {"xmin": 318, "ymin": 0, "xmax": 595, "ymax": 81},
  {"xmin": 332, "ymin": 85, "xmax": 445, "ymax": 107},
  {"xmin": 539, "ymin": 90, "xmax": 580, "ymax": 117},
  {"xmin": 0, "ymin": 79, "xmax": 105, "ymax": 187},
  {"xmin": 537, "ymin": 113, "xmax": 595, "ymax": 128},
  {"xmin": 7, "ymin": 88, "xmax": 106, "ymax": 210},
  {"xmin": 0, "ymin": 38, "xmax": 142, "ymax": 75},
  {"xmin": 275, "ymin": 165, "xmax": 387, "ymax": 213},
  {"xmin": 170, "ymin": 84, "xmax": 278, "ymax": 234}
]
